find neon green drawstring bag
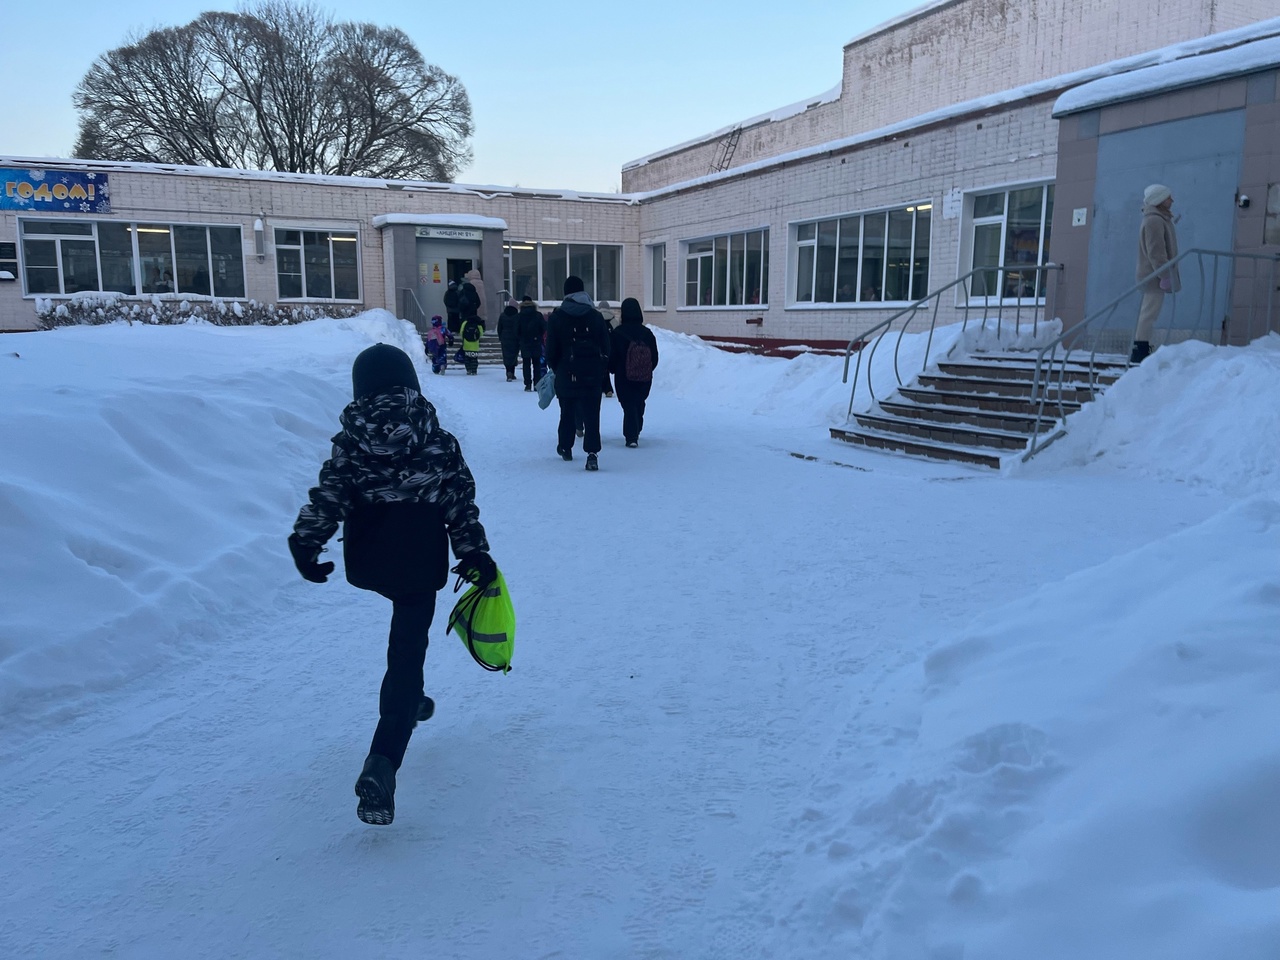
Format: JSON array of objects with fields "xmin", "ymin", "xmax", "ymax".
[{"xmin": 446, "ymin": 569, "xmax": 516, "ymax": 673}]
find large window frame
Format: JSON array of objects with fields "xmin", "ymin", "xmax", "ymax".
[
  {"xmin": 273, "ymin": 227, "xmax": 361, "ymax": 302},
  {"xmin": 18, "ymin": 218, "xmax": 247, "ymax": 299},
  {"xmin": 790, "ymin": 203, "xmax": 932, "ymax": 306},
  {"xmin": 501, "ymin": 240, "xmax": 622, "ymax": 304},
  {"xmin": 680, "ymin": 228, "xmax": 769, "ymax": 308},
  {"xmin": 967, "ymin": 183, "xmax": 1055, "ymax": 301}
]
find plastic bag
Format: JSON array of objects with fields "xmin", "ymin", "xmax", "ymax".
[{"xmin": 536, "ymin": 369, "xmax": 556, "ymax": 410}]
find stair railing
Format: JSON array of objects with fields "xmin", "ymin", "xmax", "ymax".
[
  {"xmin": 398, "ymin": 288, "xmax": 430, "ymax": 331},
  {"xmin": 1023, "ymin": 248, "xmax": 1280, "ymax": 459},
  {"xmin": 842, "ymin": 263, "xmax": 1064, "ymax": 419}
]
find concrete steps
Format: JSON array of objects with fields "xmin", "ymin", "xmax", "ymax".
[{"xmin": 831, "ymin": 349, "xmax": 1129, "ymax": 468}]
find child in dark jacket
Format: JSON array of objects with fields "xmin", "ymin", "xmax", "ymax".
[
  {"xmin": 497, "ymin": 303, "xmax": 521, "ymax": 381},
  {"xmin": 608, "ymin": 298, "xmax": 659, "ymax": 447},
  {"xmin": 288, "ymin": 343, "xmax": 498, "ymax": 825}
]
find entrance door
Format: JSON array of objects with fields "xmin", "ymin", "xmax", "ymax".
[
  {"xmin": 1086, "ymin": 110, "xmax": 1244, "ymax": 345},
  {"xmin": 414, "ymin": 240, "xmax": 481, "ymax": 327},
  {"xmin": 446, "ymin": 258, "xmax": 473, "ymax": 285}
]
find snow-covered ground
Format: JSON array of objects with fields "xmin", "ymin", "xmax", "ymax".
[{"xmin": 1, "ymin": 313, "xmax": 1277, "ymax": 959}]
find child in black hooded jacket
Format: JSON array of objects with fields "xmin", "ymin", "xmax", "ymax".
[{"xmin": 288, "ymin": 342, "xmax": 498, "ymax": 825}]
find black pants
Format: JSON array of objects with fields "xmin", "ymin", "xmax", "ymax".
[
  {"xmin": 501, "ymin": 341, "xmax": 519, "ymax": 377},
  {"xmin": 369, "ymin": 594, "xmax": 435, "ymax": 770},
  {"xmin": 558, "ymin": 391, "xmax": 602, "ymax": 454},
  {"xmin": 521, "ymin": 344, "xmax": 543, "ymax": 387},
  {"xmin": 617, "ymin": 384, "xmax": 650, "ymax": 443}
]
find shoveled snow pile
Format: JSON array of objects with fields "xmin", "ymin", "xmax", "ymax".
[{"xmin": 0, "ymin": 315, "xmax": 1277, "ymax": 960}]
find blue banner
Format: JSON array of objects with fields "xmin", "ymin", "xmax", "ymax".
[{"xmin": 0, "ymin": 168, "xmax": 111, "ymax": 214}]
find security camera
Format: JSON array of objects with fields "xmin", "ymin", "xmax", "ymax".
[{"xmin": 1237, "ymin": 194, "xmax": 1250, "ymax": 208}]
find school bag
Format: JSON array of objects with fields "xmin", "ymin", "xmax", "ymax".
[
  {"xmin": 565, "ymin": 314, "xmax": 601, "ymax": 384},
  {"xmin": 462, "ymin": 319, "xmax": 482, "ymax": 344},
  {"xmin": 625, "ymin": 339, "xmax": 653, "ymax": 383},
  {"xmin": 447, "ymin": 568, "xmax": 516, "ymax": 673}
]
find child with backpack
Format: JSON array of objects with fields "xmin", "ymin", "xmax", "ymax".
[
  {"xmin": 287, "ymin": 343, "xmax": 499, "ymax": 825},
  {"xmin": 608, "ymin": 298, "xmax": 659, "ymax": 447},
  {"xmin": 425, "ymin": 315, "xmax": 451, "ymax": 374},
  {"xmin": 460, "ymin": 312, "xmax": 484, "ymax": 375},
  {"xmin": 544, "ymin": 275, "xmax": 611, "ymax": 471}
]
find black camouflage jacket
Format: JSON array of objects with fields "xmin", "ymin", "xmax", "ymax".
[{"xmin": 293, "ymin": 387, "xmax": 488, "ymax": 596}]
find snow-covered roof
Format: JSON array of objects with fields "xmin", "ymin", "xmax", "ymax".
[
  {"xmin": 0, "ymin": 156, "xmax": 635, "ymax": 206},
  {"xmin": 370, "ymin": 213, "xmax": 508, "ymax": 230},
  {"xmin": 635, "ymin": 15, "xmax": 1280, "ymax": 202},
  {"xmin": 1054, "ymin": 31, "xmax": 1280, "ymax": 116},
  {"xmin": 844, "ymin": 0, "xmax": 960, "ymax": 48},
  {"xmin": 621, "ymin": 83, "xmax": 843, "ymax": 172}
]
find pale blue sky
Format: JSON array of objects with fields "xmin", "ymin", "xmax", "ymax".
[{"xmin": 0, "ymin": 0, "xmax": 925, "ymax": 193}]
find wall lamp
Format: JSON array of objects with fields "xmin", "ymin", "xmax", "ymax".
[{"xmin": 253, "ymin": 217, "xmax": 266, "ymax": 262}]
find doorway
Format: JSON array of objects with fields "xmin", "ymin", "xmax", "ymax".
[
  {"xmin": 446, "ymin": 258, "xmax": 473, "ymax": 284},
  {"xmin": 414, "ymin": 239, "xmax": 482, "ymax": 328},
  {"xmin": 1086, "ymin": 109, "xmax": 1245, "ymax": 344}
]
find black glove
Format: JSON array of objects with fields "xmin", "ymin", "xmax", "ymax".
[
  {"xmin": 288, "ymin": 534, "xmax": 334, "ymax": 584},
  {"xmin": 452, "ymin": 551, "xmax": 497, "ymax": 589}
]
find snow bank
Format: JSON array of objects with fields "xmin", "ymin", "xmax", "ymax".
[
  {"xmin": 652, "ymin": 321, "xmax": 973, "ymax": 427},
  {"xmin": 1020, "ymin": 334, "xmax": 1280, "ymax": 497},
  {"xmin": 780, "ymin": 492, "xmax": 1280, "ymax": 957},
  {"xmin": 0, "ymin": 311, "xmax": 425, "ymax": 718}
]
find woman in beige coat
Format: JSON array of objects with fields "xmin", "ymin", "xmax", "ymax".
[{"xmin": 1132, "ymin": 183, "xmax": 1180, "ymax": 363}]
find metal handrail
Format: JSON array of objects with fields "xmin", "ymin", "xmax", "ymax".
[
  {"xmin": 842, "ymin": 263, "xmax": 1063, "ymax": 418},
  {"xmin": 1023, "ymin": 248, "xmax": 1280, "ymax": 459},
  {"xmin": 398, "ymin": 288, "xmax": 430, "ymax": 329}
]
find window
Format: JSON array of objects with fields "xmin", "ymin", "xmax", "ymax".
[
  {"xmin": 279, "ymin": 229, "xmax": 358, "ymax": 300},
  {"xmin": 681, "ymin": 229, "xmax": 768, "ymax": 307},
  {"xmin": 969, "ymin": 184, "xmax": 1054, "ymax": 299},
  {"xmin": 792, "ymin": 205, "xmax": 931, "ymax": 304},
  {"xmin": 274, "ymin": 229, "xmax": 360, "ymax": 300},
  {"xmin": 0, "ymin": 241, "xmax": 17, "ymax": 282},
  {"xmin": 501, "ymin": 241, "xmax": 622, "ymax": 303},
  {"xmin": 18, "ymin": 219, "xmax": 246, "ymax": 298},
  {"xmin": 647, "ymin": 244, "xmax": 667, "ymax": 308}
]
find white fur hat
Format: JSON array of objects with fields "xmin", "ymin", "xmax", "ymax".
[{"xmin": 1144, "ymin": 183, "xmax": 1172, "ymax": 206}]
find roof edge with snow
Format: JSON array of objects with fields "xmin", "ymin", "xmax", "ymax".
[
  {"xmin": 371, "ymin": 213, "xmax": 508, "ymax": 230},
  {"xmin": 1053, "ymin": 29, "xmax": 1280, "ymax": 116},
  {"xmin": 634, "ymin": 15, "xmax": 1280, "ymax": 203},
  {"xmin": 621, "ymin": 83, "xmax": 843, "ymax": 172},
  {"xmin": 0, "ymin": 156, "xmax": 635, "ymax": 206}
]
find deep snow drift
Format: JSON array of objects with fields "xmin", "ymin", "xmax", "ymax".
[{"xmin": 1, "ymin": 314, "xmax": 1277, "ymax": 959}]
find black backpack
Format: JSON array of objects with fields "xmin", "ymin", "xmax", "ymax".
[
  {"xmin": 565, "ymin": 313, "xmax": 601, "ymax": 384},
  {"xmin": 462, "ymin": 319, "xmax": 482, "ymax": 343}
]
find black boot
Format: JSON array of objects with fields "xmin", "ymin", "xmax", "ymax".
[
  {"xmin": 414, "ymin": 696, "xmax": 435, "ymax": 727},
  {"xmin": 355, "ymin": 754, "xmax": 396, "ymax": 825},
  {"xmin": 1129, "ymin": 340, "xmax": 1150, "ymax": 364}
]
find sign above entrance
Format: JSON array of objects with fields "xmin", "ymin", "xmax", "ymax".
[
  {"xmin": 415, "ymin": 226, "xmax": 483, "ymax": 241},
  {"xmin": 1, "ymin": 168, "xmax": 111, "ymax": 213}
]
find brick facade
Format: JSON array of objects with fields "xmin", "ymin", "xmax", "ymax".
[{"xmin": 622, "ymin": 0, "xmax": 1278, "ymax": 194}]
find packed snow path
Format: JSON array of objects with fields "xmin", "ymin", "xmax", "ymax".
[{"xmin": 2, "ymin": 319, "xmax": 1274, "ymax": 959}]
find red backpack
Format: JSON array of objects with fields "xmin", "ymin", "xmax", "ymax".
[{"xmin": 624, "ymin": 339, "xmax": 653, "ymax": 383}]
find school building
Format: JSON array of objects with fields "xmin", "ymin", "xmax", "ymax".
[{"xmin": 3, "ymin": 0, "xmax": 1278, "ymax": 352}]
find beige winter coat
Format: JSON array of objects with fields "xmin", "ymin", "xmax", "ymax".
[{"xmin": 1136, "ymin": 204, "xmax": 1181, "ymax": 292}]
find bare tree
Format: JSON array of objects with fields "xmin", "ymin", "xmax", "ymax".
[{"xmin": 72, "ymin": 1, "xmax": 473, "ymax": 181}]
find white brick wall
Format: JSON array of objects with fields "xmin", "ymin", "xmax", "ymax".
[
  {"xmin": 0, "ymin": 172, "xmax": 644, "ymax": 332},
  {"xmin": 636, "ymin": 99, "xmax": 1060, "ymax": 342},
  {"xmin": 622, "ymin": 0, "xmax": 1279, "ymax": 193}
]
